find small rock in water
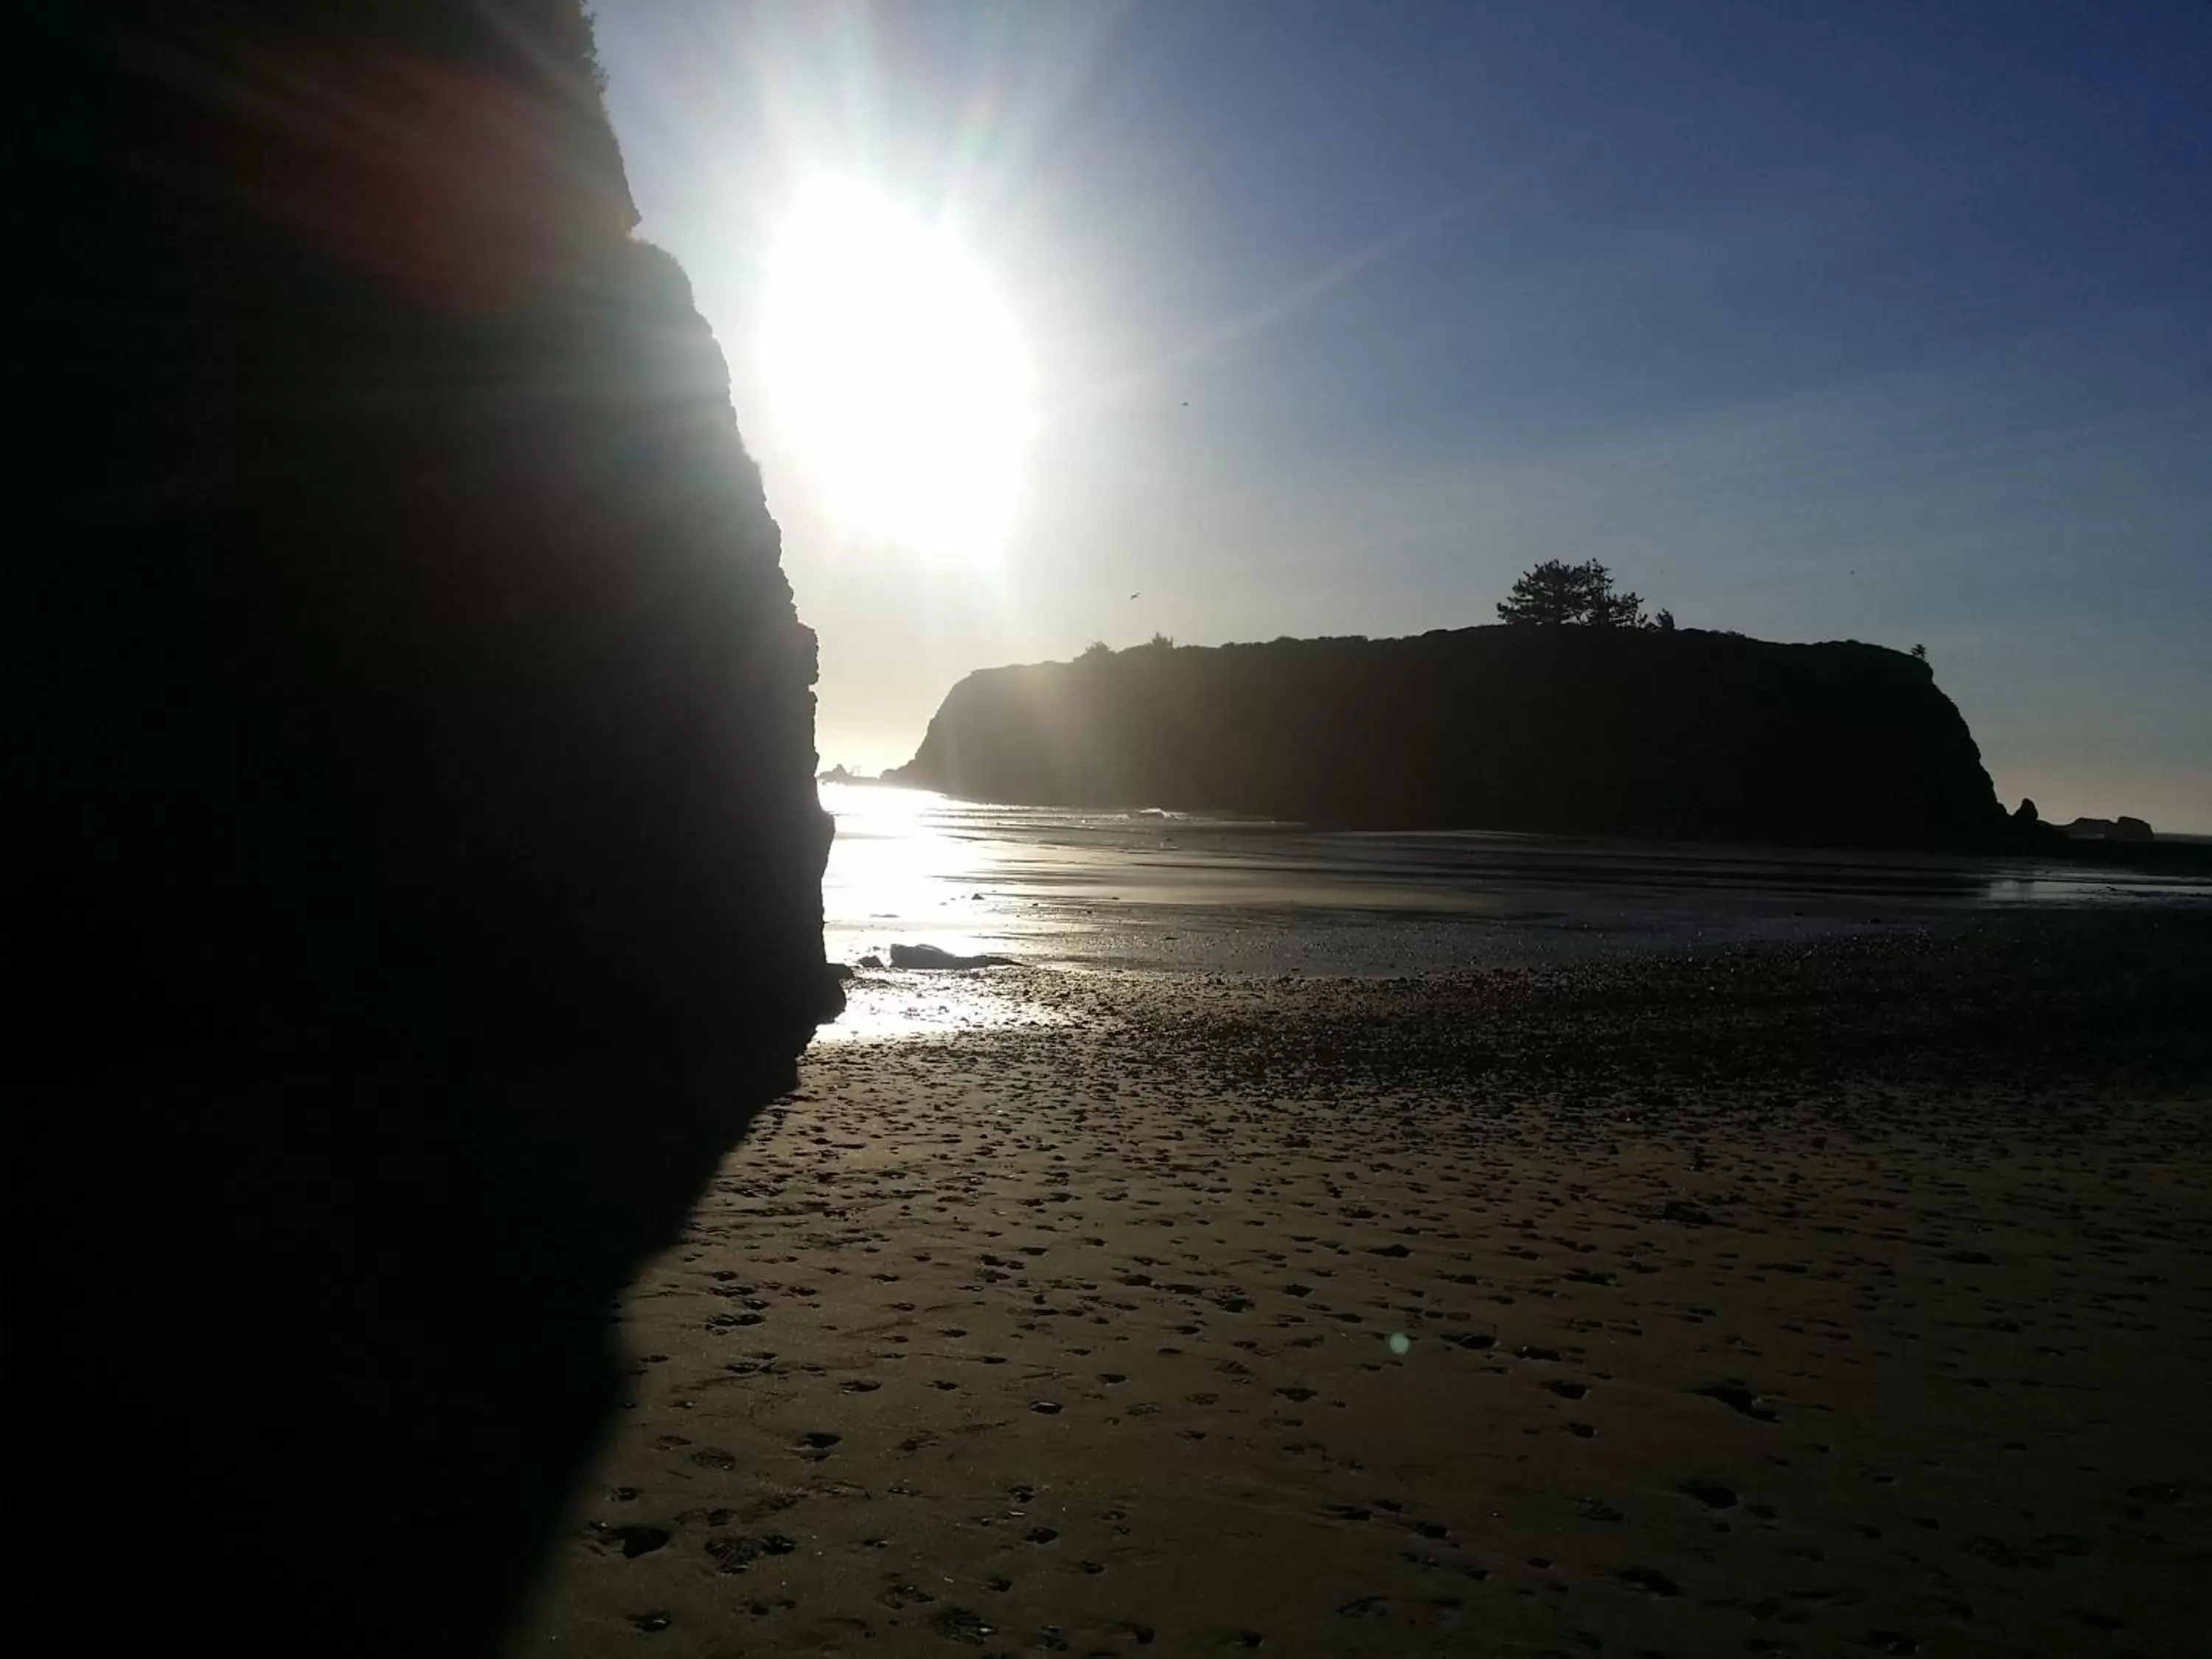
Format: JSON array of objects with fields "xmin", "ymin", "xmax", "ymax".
[{"xmin": 888, "ymin": 942, "xmax": 1018, "ymax": 970}]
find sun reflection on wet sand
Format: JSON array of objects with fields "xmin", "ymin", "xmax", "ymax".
[
  {"xmin": 811, "ymin": 969, "xmax": 1075, "ymax": 1045},
  {"xmin": 814, "ymin": 780, "xmax": 1101, "ymax": 1042},
  {"xmin": 810, "ymin": 780, "xmax": 2212, "ymax": 1044}
]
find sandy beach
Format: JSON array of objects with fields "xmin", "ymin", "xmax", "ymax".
[
  {"xmin": 34, "ymin": 12, "xmax": 2212, "ymax": 1657},
  {"xmin": 509, "ymin": 914, "xmax": 2211, "ymax": 1657}
]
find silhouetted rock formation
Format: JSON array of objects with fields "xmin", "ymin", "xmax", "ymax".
[
  {"xmin": 22, "ymin": 4, "xmax": 830, "ymax": 1650},
  {"xmin": 2063, "ymin": 815, "xmax": 2155, "ymax": 843},
  {"xmin": 891, "ymin": 628, "xmax": 2007, "ymax": 847}
]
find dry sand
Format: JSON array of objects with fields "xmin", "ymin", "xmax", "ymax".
[{"xmin": 509, "ymin": 917, "xmax": 2211, "ymax": 1657}]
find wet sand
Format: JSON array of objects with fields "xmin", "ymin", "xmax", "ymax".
[
  {"xmin": 815, "ymin": 781, "xmax": 2212, "ymax": 978},
  {"xmin": 509, "ymin": 914, "xmax": 2211, "ymax": 1657}
]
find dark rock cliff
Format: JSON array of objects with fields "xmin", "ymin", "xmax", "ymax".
[
  {"xmin": 20, "ymin": 3, "xmax": 830, "ymax": 1648},
  {"xmin": 891, "ymin": 627, "xmax": 2006, "ymax": 847}
]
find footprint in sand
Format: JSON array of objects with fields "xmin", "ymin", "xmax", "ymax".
[
  {"xmin": 600, "ymin": 1524, "xmax": 670, "ymax": 1559},
  {"xmin": 931, "ymin": 1606, "xmax": 994, "ymax": 1642},
  {"xmin": 705, "ymin": 1534, "xmax": 796, "ymax": 1574},
  {"xmin": 1694, "ymin": 1380, "xmax": 1778, "ymax": 1421}
]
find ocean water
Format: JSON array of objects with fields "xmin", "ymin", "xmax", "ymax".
[{"xmin": 819, "ymin": 780, "xmax": 2211, "ymax": 987}]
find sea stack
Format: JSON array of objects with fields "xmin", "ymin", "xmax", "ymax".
[
  {"xmin": 892, "ymin": 627, "xmax": 2006, "ymax": 849},
  {"xmin": 23, "ymin": 2, "xmax": 832, "ymax": 1648}
]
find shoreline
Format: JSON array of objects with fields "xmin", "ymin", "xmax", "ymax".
[
  {"xmin": 817, "ymin": 781, "xmax": 2212, "ymax": 987},
  {"xmin": 511, "ymin": 911, "xmax": 2211, "ymax": 1656}
]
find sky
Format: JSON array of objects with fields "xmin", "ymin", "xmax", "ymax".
[{"xmin": 594, "ymin": 0, "xmax": 2211, "ymax": 830}]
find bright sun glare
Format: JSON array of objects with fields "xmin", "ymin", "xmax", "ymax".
[{"xmin": 759, "ymin": 182, "xmax": 1032, "ymax": 562}]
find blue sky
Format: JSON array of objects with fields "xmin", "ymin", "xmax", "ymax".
[{"xmin": 597, "ymin": 0, "xmax": 2211, "ymax": 827}]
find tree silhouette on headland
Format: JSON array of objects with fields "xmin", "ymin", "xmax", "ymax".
[{"xmin": 1498, "ymin": 559, "xmax": 1651, "ymax": 627}]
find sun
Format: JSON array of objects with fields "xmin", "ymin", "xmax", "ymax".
[{"xmin": 758, "ymin": 181, "xmax": 1033, "ymax": 561}]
